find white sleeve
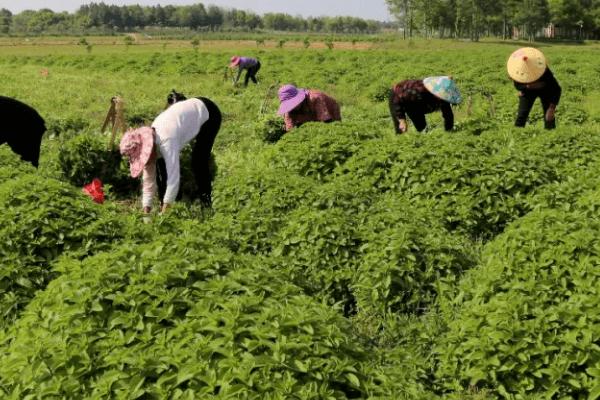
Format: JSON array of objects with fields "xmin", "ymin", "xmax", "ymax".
[
  {"xmin": 161, "ymin": 140, "xmax": 181, "ymax": 205},
  {"xmin": 142, "ymin": 158, "xmax": 157, "ymax": 209}
]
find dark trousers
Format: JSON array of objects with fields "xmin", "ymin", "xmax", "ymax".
[
  {"xmin": 388, "ymin": 91, "xmax": 427, "ymax": 133},
  {"xmin": 244, "ymin": 61, "xmax": 261, "ymax": 86},
  {"xmin": 515, "ymin": 93, "xmax": 556, "ymax": 130},
  {"xmin": 157, "ymin": 97, "xmax": 222, "ymax": 207}
]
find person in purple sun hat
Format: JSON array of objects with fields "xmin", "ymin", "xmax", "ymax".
[{"xmin": 277, "ymin": 84, "xmax": 341, "ymax": 132}]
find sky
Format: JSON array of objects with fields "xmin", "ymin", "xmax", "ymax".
[{"xmin": 0, "ymin": 1, "xmax": 393, "ymax": 21}]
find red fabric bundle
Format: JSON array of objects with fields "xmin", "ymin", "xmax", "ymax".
[{"xmin": 82, "ymin": 178, "xmax": 105, "ymax": 204}]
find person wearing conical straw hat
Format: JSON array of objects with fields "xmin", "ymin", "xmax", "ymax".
[
  {"xmin": 277, "ymin": 84, "xmax": 341, "ymax": 131},
  {"xmin": 508, "ymin": 47, "xmax": 561, "ymax": 130},
  {"xmin": 388, "ymin": 76, "xmax": 462, "ymax": 134},
  {"xmin": 229, "ymin": 56, "xmax": 261, "ymax": 87}
]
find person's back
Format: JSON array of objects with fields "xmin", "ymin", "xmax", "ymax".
[
  {"xmin": 0, "ymin": 96, "xmax": 46, "ymax": 167},
  {"xmin": 152, "ymin": 98, "xmax": 210, "ymax": 150}
]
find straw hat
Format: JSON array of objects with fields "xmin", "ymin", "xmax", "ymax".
[
  {"xmin": 507, "ymin": 48, "xmax": 547, "ymax": 83},
  {"xmin": 423, "ymin": 76, "xmax": 462, "ymax": 104},
  {"xmin": 119, "ymin": 127, "xmax": 155, "ymax": 178}
]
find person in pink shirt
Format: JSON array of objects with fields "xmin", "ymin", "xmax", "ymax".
[
  {"xmin": 277, "ymin": 84, "xmax": 341, "ymax": 132},
  {"xmin": 120, "ymin": 97, "xmax": 221, "ymax": 212}
]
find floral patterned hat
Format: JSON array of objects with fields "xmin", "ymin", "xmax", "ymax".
[
  {"xmin": 119, "ymin": 127, "xmax": 154, "ymax": 178},
  {"xmin": 423, "ymin": 76, "xmax": 462, "ymax": 104}
]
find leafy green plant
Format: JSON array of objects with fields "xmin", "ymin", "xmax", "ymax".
[
  {"xmin": 0, "ymin": 172, "xmax": 128, "ymax": 329},
  {"xmin": 354, "ymin": 195, "xmax": 478, "ymax": 316},
  {"xmin": 254, "ymin": 115, "xmax": 286, "ymax": 143},
  {"xmin": 435, "ymin": 203, "xmax": 600, "ymax": 398},
  {"xmin": 58, "ymin": 133, "xmax": 137, "ymax": 197},
  {"xmin": 274, "ymin": 206, "xmax": 362, "ymax": 314},
  {"xmin": 0, "ymin": 236, "xmax": 370, "ymax": 399},
  {"xmin": 0, "ymin": 146, "xmax": 37, "ymax": 180},
  {"xmin": 45, "ymin": 116, "xmax": 91, "ymax": 139},
  {"xmin": 266, "ymin": 123, "xmax": 377, "ymax": 182}
]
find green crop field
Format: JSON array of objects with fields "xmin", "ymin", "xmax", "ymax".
[{"xmin": 1, "ymin": 37, "xmax": 600, "ymax": 399}]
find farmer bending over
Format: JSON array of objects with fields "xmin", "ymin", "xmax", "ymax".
[
  {"xmin": 388, "ymin": 76, "xmax": 461, "ymax": 134},
  {"xmin": 508, "ymin": 47, "xmax": 561, "ymax": 130},
  {"xmin": 278, "ymin": 84, "xmax": 341, "ymax": 132},
  {"xmin": 120, "ymin": 97, "xmax": 222, "ymax": 212},
  {"xmin": 229, "ymin": 56, "xmax": 261, "ymax": 87},
  {"xmin": 0, "ymin": 96, "xmax": 46, "ymax": 167}
]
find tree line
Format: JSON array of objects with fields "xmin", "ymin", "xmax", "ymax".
[
  {"xmin": 385, "ymin": 0, "xmax": 600, "ymax": 40},
  {"xmin": 0, "ymin": 3, "xmax": 384, "ymax": 35}
]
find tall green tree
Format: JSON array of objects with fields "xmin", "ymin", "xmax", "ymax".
[
  {"xmin": 386, "ymin": 0, "xmax": 415, "ymax": 38},
  {"xmin": 0, "ymin": 9, "xmax": 11, "ymax": 34},
  {"xmin": 548, "ymin": 0, "xmax": 593, "ymax": 37}
]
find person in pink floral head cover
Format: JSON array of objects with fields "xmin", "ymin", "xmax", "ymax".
[
  {"xmin": 277, "ymin": 84, "xmax": 341, "ymax": 132},
  {"xmin": 120, "ymin": 96, "xmax": 222, "ymax": 213}
]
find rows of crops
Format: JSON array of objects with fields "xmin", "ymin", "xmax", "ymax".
[{"xmin": 1, "ymin": 40, "xmax": 600, "ymax": 399}]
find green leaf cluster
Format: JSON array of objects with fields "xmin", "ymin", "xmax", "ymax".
[{"xmin": 0, "ymin": 235, "xmax": 369, "ymax": 399}]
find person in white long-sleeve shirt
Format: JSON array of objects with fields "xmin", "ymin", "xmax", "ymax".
[{"xmin": 120, "ymin": 97, "xmax": 222, "ymax": 212}]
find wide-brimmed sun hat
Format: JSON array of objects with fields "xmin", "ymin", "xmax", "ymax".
[
  {"xmin": 119, "ymin": 126, "xmax": 154, "ymax": 178},
  {"xmin": 229, "ymin": 56, "xmax": 241, "ymax": 68},
  {"xmin": 423, "ymin": 76, "xmax": 462, "ymax": 104},
  {"xmin": 507, "ymin": 47, "xmax": 547, "ymax": 83},
  {"xmin": 278, "ymin": 84, "xmax": 307, "ymax": 115}
]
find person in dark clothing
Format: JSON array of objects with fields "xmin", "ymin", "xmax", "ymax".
[
  {"xmin": 508, "ymin": 48, "xmax": 561, "ymax": 130},
  {"xmin": 229, "ymin": 56, "xmax": 261, "ymax": 86},
  {"xmin": 0, "ymin": 96, "xmax": 46, "ymax": 167},
  {"xmin": 388, "ymin": 76, "xmax": 461, "ymax": 134}
]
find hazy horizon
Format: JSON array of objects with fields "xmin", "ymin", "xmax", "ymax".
[{"xmin": 0, "ymin": 1, "xmax": 393, "ymax": 21}]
